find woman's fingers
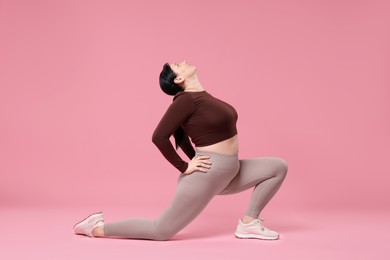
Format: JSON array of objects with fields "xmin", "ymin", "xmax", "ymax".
[
  {"xmin": 197, "ymin": 156, "xmax": 212, "ymax": 165},
  {"xmin": 198, "ymin": 162, "xmax": 211, "ymax": 168},
  {"xmin": 197, "ymin": 167, "xmax": 208, "ymax": 173},
  {"xmin": 184, "ymin": 155, "xmax": 212, "ymax": 174},
  {"xmin": 197, "ymin": 161, "xmax": 211, "ymax": 168}
]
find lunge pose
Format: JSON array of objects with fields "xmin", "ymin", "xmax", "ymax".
[{"xmin": 73, "ymin": 60, "xmax": 288, "ymax": 241}]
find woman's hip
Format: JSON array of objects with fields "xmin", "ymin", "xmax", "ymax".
[{"xmin": 194, "ymin": 151, "xmax": 240, "ymax": 174}]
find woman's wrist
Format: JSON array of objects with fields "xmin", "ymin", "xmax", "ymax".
[{"xmin": 181, "ymin": 162, "xmax": 189, "ymax": 173}]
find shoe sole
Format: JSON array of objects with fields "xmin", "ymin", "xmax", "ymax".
[
  {"xmin": 73, "ymin": 211, "xmax": 104, "ymax": 231},
  {"xmin": 235, "ymin": 232, "xmax": 279, "ymax": 240}
]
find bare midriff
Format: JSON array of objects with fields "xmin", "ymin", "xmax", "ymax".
[{"xmin": 195, "ymin": 134, "xmax": 239, "ymax": 155}]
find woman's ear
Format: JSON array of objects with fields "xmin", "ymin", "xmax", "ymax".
[{"xmin": 174, "ymin": 77, "xmax": 184, "ymax": 85}]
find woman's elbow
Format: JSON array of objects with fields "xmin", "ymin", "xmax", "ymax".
[
  {"xmin": 151, "ymin": 134, "xmax": 159, "ymax": 144},
  {"xmin": 152, "ymin": 133, "xmax": 164, "ymax": 145}
]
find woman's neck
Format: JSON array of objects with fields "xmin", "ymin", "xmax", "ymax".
[{"xmin": 183, "ymin": 75, "xmax": 205, "ymax": 92}]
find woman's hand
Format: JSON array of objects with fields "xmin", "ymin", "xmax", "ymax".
[{"xmin": 183, "ymin": 155, "xmax": 212, "ymax": 174}]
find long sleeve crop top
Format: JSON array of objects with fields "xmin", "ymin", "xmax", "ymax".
[{"xmin": 152, "ymin": 90, "xmax": 238, "ymax": 173}]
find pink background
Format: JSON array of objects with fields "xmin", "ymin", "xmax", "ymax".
[{"xmin": 1, "ymin": 0, "xmax": 389, "ymax": 259}]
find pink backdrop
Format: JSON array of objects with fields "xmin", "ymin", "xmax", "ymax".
[{"xmin": 1, "ymin": 0, "xmax": 389, "ymax": 212}]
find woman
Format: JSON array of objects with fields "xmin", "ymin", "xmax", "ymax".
[{"xmin": 73, "ymin": 60, "xmax": 288, "ymax": 241}]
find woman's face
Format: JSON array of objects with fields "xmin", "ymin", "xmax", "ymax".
[{"xmin": 169, "ymin": 60, "xmax": 197, "ymax": 82}]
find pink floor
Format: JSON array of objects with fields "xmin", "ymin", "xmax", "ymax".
[{"xmin": 2, "ymin": 204, "xmax": 389, "ymax": 260}]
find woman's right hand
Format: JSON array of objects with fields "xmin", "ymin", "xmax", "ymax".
[{"xmin": 183, "ymin": 155, "xmax": 212, "ymax": 174}]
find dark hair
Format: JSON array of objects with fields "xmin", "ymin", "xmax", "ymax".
[
  {"xmin": 159, "ymin": 63, "xmax": 185, "ymax": 149},
  {"xmin": 159, "ymin": 63, "xmax": 183, "ymax": 95}
]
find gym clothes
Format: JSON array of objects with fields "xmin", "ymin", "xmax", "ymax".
[
  {"xmin": 103, "ymin": 151, "xmax": 288, "ymax": 241},
  {"xmin": 152, "ymin": 91, "xmax": 238, "ymax": 173}
]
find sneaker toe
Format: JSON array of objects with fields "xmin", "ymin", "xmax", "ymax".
[
  {"xmin": 73, "ymin": 212, "xmax": 104, "ymax": 237},
  {"xmin": 264, "ymin": 229, "xmax": 279, "ymax": 238}
]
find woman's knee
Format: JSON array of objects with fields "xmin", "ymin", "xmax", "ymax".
[
  {"xmin": 154, "ymin": 234, "xmax": 173, "ymax": 241},
  {"xmin": 153, "ymin": 224, "xmax": 178, "ymax": 241},
  {"xmin": 276, "ymin": 158, "xmax": 288, "ymax": 178},
  {"xmin": 154, "ymin": 230, "xmax": 177, "ymax": 241}
]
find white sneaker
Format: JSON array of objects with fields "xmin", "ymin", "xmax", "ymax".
[
  {"xmin": 73, "ymin": 212, "xmax": 105, "ymax": 238},
  {"xmin": 235, "ymin": 218, "xmax": 279, "ymax": 240}
]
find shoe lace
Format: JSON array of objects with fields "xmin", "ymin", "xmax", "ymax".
[{"xmin": 255, "ymin": 217, "xmax": 267, "ymax": 231}]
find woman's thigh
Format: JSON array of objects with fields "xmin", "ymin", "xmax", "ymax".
[
  {"xmin": 154, "ymin": 153, "xmax": 240, "ymax": 234},
  {"xmin": 218, "ymin": 157, "xmax": 288, "ymax": 195}
]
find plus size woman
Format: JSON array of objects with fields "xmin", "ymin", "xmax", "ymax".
[{"xmin": 73, "ymin": 60, "xmax": 288, "ymax": 241}]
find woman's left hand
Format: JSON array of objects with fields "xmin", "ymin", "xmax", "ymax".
[{"xmin": 183, "ymin": 155, "xmax": 212, "ymax": 174}]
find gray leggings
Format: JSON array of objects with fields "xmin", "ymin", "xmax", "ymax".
[{"xmin": 104, "ymin": 151, "xmax": 288, "ymax": 241}]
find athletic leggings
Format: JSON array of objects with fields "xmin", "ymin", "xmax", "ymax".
[{"xmin": 104, "ymin": 151, "xmax": 288, "ymax": 241}]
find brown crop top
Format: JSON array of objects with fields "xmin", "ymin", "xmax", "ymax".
[{"xmin": 152, "ymin": 90, "xmax": 238, "ymax": 173}]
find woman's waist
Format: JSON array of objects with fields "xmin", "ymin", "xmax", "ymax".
[{"xmin": 195, "ymin": 134, "xmax": 238, "ymax": 155}]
